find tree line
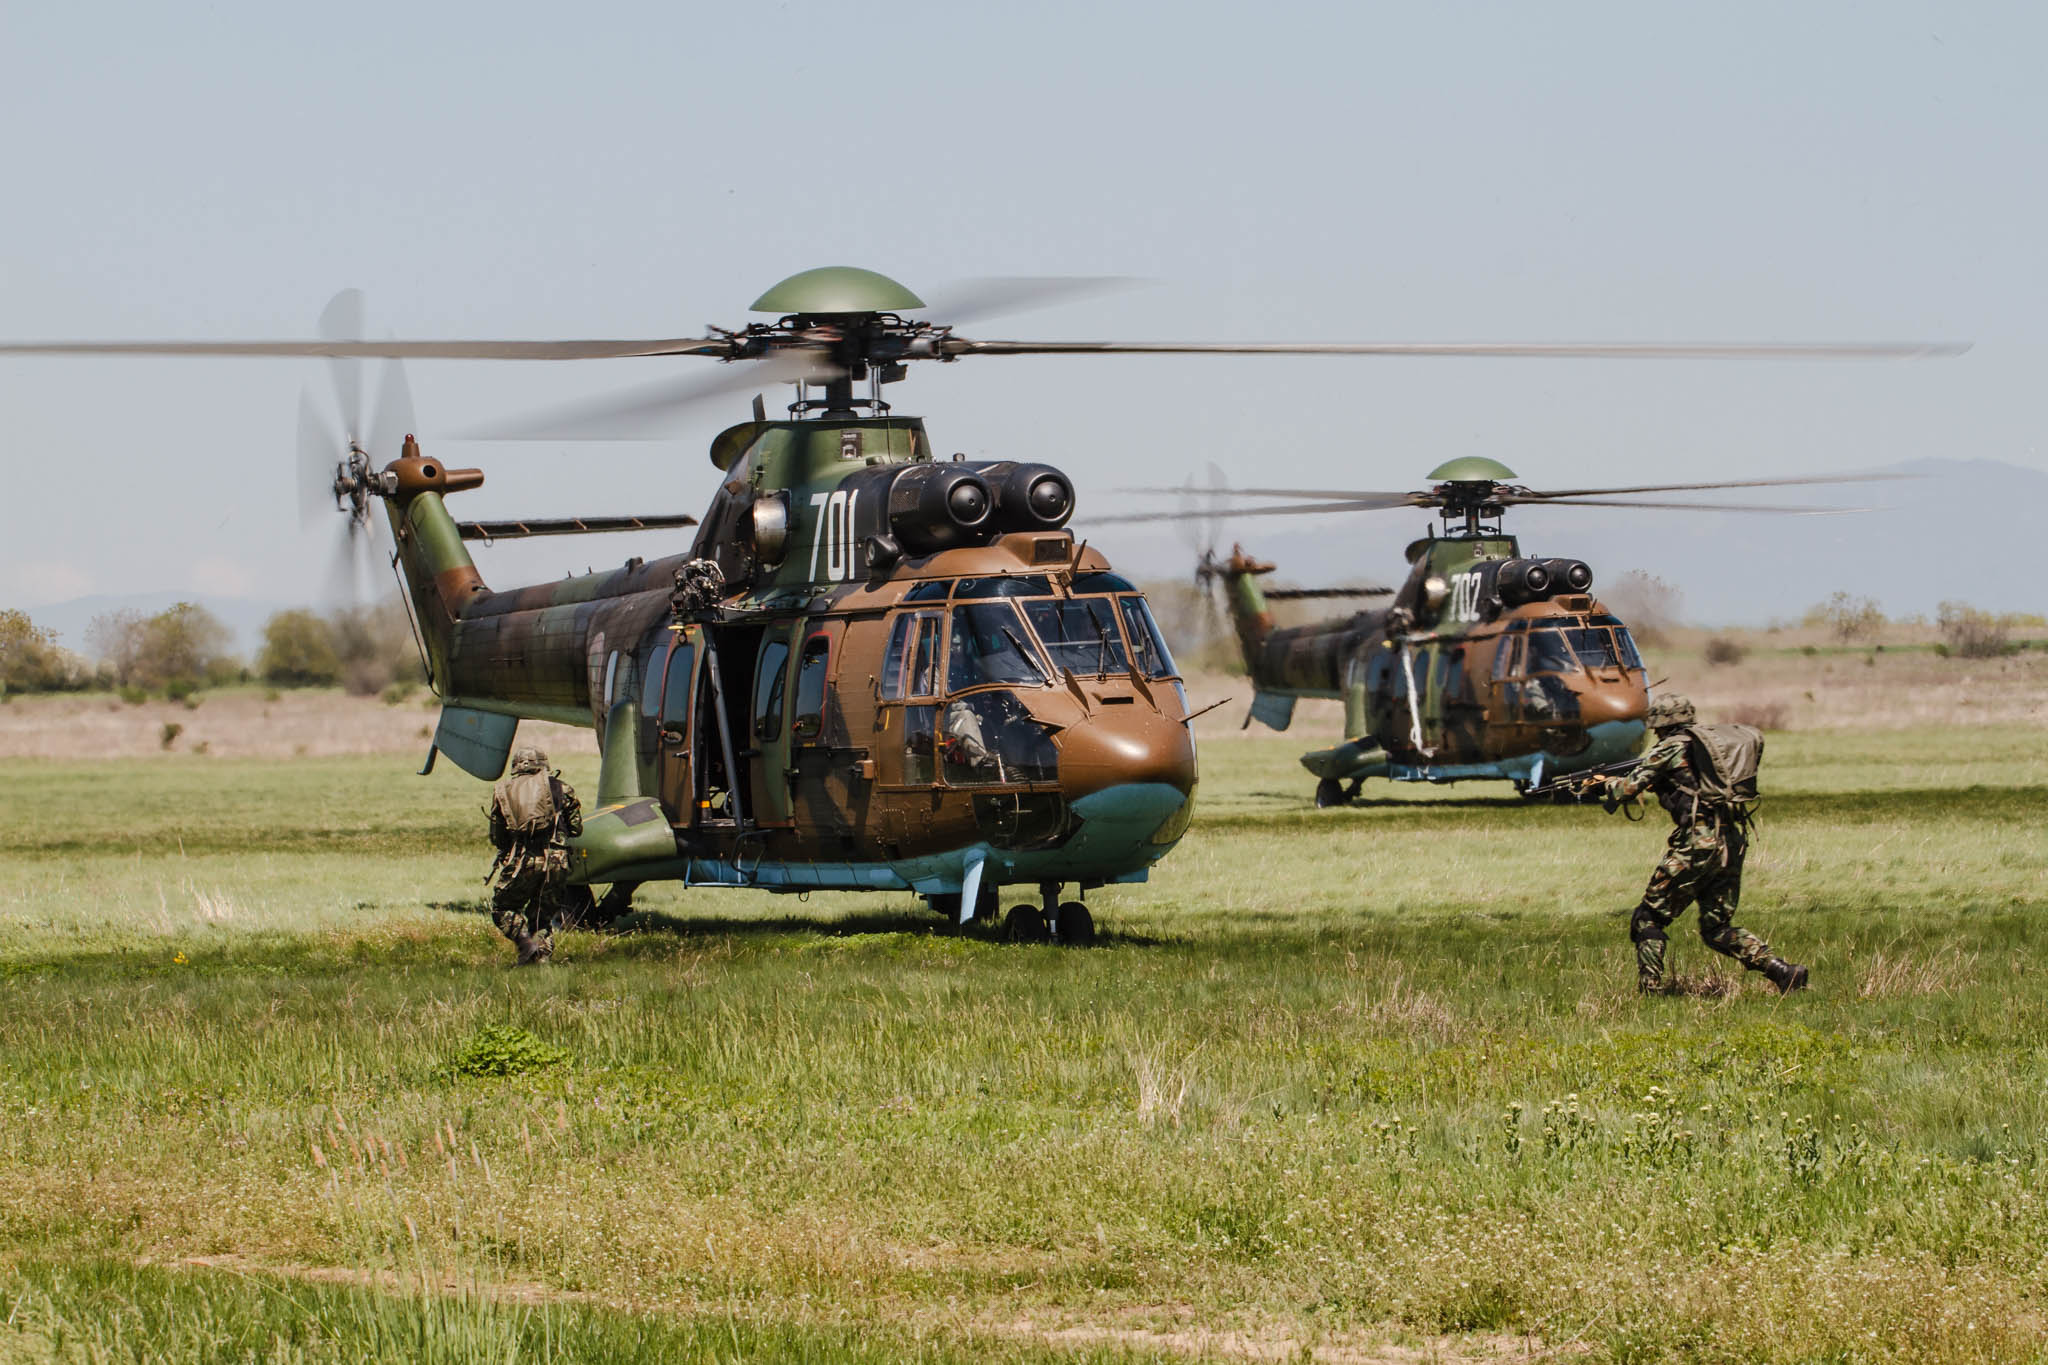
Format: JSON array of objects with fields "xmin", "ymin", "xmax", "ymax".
[{"xmin": 0, "ymin": 603, "xmax": 425, "ymax": 699}]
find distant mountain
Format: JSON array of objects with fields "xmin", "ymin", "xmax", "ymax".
[{"xmin": 24, "ymin": 593, "xmax": 291, "ymax": 657}]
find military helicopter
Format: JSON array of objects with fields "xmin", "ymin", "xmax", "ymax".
[
  {"xmin": 1107, "ymin": 459, "xmax": 1898, "ymax": 806},
  {"xmin": 0, "ymin": 269, "xmax": 1958, "ymax": 934}
]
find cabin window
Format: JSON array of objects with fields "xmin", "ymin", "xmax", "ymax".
[
  {"xmin": 909, "ymin": 614, "xmax": 943, "ymax": 697},
  {"xmin": 881, "ymin": 616, "xmax": 912, "ymax": 699},
  {"xmin": 953, "ymin": 574, "xmax": 1052, "ymax": 599},
  {"xmin": 1490, "ymin": 636, "xmax": 1520, "ymax": 681},
  {"xmin": 1071, "ymin": 571, "xmax": 1137, "ymax": 593},
  {"xmin": 659, "ymin": 642, "xmax": 695, "ymax": 724},
  {"xmin": 904, "ymin": 580, "xmax": 952, "ymax": 602},
  {"xmin": 1612, "ymin": 627, "xmax": 1644, "ymax": 670},
  {"xmin": 1118, "ymin": 596, "xmax": 1179, "ymax": 679},
  {"xmin": 1443, "ymin": 648, "xmax": 1468, "ymax": 703},
  {"xmin": 941, "ymin": 691, "xmax": 1059, "ymax": 786},
  {"xmin": 792, "ymin": 635, "xmax": 831, "ymax": 741},
  {"xmin": 752, "ymin": 636, "xmax": 791, "ymax": 739},
  {"xmin": 641, "ymin": 640, "xmax": 671, "ymax": 717},
  {"xmin": 947, "ymin": 603, "xmax": 1049, "ymax": 691},
  {"xmin": 1023, "ymin": 597, "xmax": 1130, "ymax": 676}
]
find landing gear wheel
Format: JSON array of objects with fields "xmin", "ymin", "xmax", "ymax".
[
  {"xmin": 1055, "ymin": 901, "xmax": 1095, "ymax": 946},
  {"xmin": 1003, "ymin": 904, "xmax": 1051, "ymax": 943},
  {"xmin": 1314, "ymin": 777, "xmax": 1347, "ymax": 808}
]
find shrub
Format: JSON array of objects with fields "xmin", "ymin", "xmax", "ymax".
[
  {"xmin": 1804, "ymin": 591, "xmax": 1885, "ymax": 643},
  {"xmin": 327, "ymin": 604, "xmax": 426, "ymax": 697},
  {"xmin": 258, "ymin": 609, "xmax": 341, "ymax": 686},
  {"xmin": 158, "ymin": 721, "xmax": 183, "ymax": 750},
  {"xmin": 1703, "ymin": 636, "xmax": 1746, "ymax": 667},
  {"xmin": 89, "ymin": 603, "xmax": 236, "ymax": 692},
  {"xmin": 164, "ymin": 678, "xmax": 196, "ymax": 703},
  {"xmin": 381, "ymin": 680, "xmax": 418, "ymax": 705},
  {"xmin": 0, "ymin": 609, "xmax": 92, "ymax": 693},
  {"xmin": 118, "ymin": 685, "xmax": 148, "ymax": 705},
  {"xmin": 1937, "ymin": 600, "xmax": 2012, "ymax": 659},
  {"xmin": 450, "ymin": 1025, "xmax": 568, "ymax": 1079}
]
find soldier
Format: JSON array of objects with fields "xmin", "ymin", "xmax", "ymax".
[
  {"xmin": 1591, "ymin": 694, "xmax": 1808, "ymax": 995},
  {"xmin": 486, "ymin": 745, "xmax": 583, "ymax": 965}
]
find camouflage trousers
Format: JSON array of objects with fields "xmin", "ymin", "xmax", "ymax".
[
  {"xmin": 1630, "ymin": 818, "xmax": 1772, "ymax": 990},
  {"xmin": 490, "ymin": 847, "xmax": 568, "ymax": 965}
]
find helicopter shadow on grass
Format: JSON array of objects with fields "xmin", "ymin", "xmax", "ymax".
[
  {"xmin": 1245, "ymin": 789, "xmax": 1534, "ymax": 810},
  {"xmin": 427, "ymin": 898, "xmax": 1164, "ymax": 950}
]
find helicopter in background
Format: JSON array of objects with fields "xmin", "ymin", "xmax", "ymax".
[
  {"xmin": 0, "ymin": 268, "xmax": 1957, "ymax": 934},
  {"xmin": 1108, "ymin": 458, "xmax": 1897, "ymax": 806}
]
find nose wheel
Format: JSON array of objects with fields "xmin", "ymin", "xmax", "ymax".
[{"xmin": 1002, "ymin": 883, "xmax": 1095, "ymax": 945}]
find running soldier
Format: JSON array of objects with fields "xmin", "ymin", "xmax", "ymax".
[
  {"xmin": 486, "ymin": 746, "xmax": 583, "ymax": 965},
  {"xmin": 1587, "ymin": 694, "xmax": 1808, "ymax": 995}
]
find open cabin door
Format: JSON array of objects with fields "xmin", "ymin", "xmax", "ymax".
[{"xmin": 787, "ymin": 620, "xmax": 859, "ymax": 835}]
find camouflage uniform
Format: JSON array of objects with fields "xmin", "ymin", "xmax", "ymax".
[
  {"xmin": 488, "ymin": 746, "xmax": 583, "ymax": 965},
  {"xmin": 1604, "ymin": 696, "xmax": 1807, "ymax": 994}
]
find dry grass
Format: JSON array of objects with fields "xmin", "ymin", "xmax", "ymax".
[{"xmin": 0, "ymin": 687, "xmax": 597, "ymax": 760}]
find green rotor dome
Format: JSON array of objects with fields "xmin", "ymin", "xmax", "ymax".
[
  {"xmin": 1426, "ymin": 456, "xmax": 1518, "ymax": 482},
  {"xmin": 751, "ymin": 266, "xmax": 925, "ymax": 314}
]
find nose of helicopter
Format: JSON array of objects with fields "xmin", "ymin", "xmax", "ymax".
[
  {"xmin": 1056, "ymin": 705, "xmax": 1200, "ymax": 853},
  {"xmin": 1575, "ymin": 681, "xmax": 1648, "ymax": 726}
]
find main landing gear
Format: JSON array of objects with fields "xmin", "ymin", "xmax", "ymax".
[
  {"xmin": 1314, "ymin": 777, "xmax": 1364, "ymax": 808},
  {"xmin": 926, "ymin": 882, "xmax": 1096, "ymax": 945}
]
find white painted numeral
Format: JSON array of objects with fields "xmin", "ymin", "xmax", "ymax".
[{"xmin": 807, "ymin": 489, "xmax": 862, "ymax": 582}]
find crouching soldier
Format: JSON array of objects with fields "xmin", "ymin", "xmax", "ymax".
[
  {"xmin": 486, "ymin": 746, "xmax": 583, "ymax": 965},
  {"xmin": 1585, "ymin": 694, "xmax": 1808, "ymax": 995}
]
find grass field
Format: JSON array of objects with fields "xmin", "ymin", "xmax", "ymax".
[{"xmin": 3, "ymin": 727, "xmax": 2047, "ymax": 1362}]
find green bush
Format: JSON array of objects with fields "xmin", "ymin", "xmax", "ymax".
[
  {"xmin": 118, "ymin": 685, "xmax": 148, "ymax": 706},
  {"xmin": 450, "ymin": 1025, "xmax": 568, "ymax": 1079},
  {"xmin": 257, "ymin": 608, "xmax": 341, "ymax": 686},
  {"xmin": 164, "ymin": 678, "xmax": 196, "ymax": 703}
]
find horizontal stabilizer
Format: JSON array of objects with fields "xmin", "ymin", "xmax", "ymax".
[
  {"xmin": 456, "ymin": 514, "xmax": 698, "ymax": 542},
  {"xmin": 433, "ymin": 704, "xmax": 520, "ymax": 780},
  {"xmin": 1247, "ymin": 691, "xmax": 1297, "ymax": 732}
]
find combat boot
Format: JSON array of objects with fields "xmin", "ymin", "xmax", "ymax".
[
  {"xmin": 513, "ymin": 930, "xmax": 553, "ymax": 966},
  {"xmin": 1760, "ymin": 957, "xmax": 1808, "ymax": 994}
]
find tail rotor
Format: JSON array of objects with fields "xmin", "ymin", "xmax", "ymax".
[{"xmin": 296, "ymin": 290, "xmax": 413, "ymax": 606}]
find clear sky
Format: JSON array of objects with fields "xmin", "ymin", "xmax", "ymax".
[{"xmin": 0, "ymin": 2, "xmax": 2038, "ymax": 616}]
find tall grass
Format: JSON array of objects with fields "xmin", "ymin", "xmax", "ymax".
[{"xmin": 2, "ymin": 729, "xmax": 2046, "ymax": 1361}]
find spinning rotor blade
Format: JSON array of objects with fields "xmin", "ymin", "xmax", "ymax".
[
  {"xmin": 1092, "ymin": 497, "xmax": 1411, "ymax": 524},
  {"xmin": 366, "ymin": 357, "xmax": 417, "ymax": 462},
  {"xmin": 296, "ymin": 391, "xmax": 339, "ymax": 528},
  {"xmin": 945, "ymin": 339, "xmax": 1970, "ymax": 360},
  {"xmin": 1264, "ymin": 586, "xmax": 1395, "ymax": 599},
  {"xmin": 318, "ymin": 289, "xmax": 366, "ymax": 439},
  {"xmin": 467, "ymin": 350, "xmax": 843, "ymax": 441},
  {"xmin": 1123, "ymin": 484, "xmax": 1423, "ymax": 503},
  {"xmin": 0, "ymin": 336, "xmax": 730, "ymax": 360},
  {"xmin": 1501, "ymin": 496, "xmax": 1865, "ymax": 513},
  {"xmin": 1516, "ymin": 471, "xmax": 1911, "ymax": 499},
  {"xmin": 918, "ymin": 276, "xmax": 1141, "ymax": 327}
]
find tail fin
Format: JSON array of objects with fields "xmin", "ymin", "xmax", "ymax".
[
  {"xmin": 1207, "ymin": 543, "xmax": 1278, "ymax": 669},
  {"xmin": 378, "ymin": 437, "xmax": 488, "ymax": 691}
]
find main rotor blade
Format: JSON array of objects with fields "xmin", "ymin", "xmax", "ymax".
[
  {"xmin": 0, "ymin": 337, "xmax": 732, "ymax": 360},
  {"xmin": 1265, "ymin": 586, "xmax": 1395, "ymax": 599},
  {"xmin": 1090, "ymin": 498, "xmax": 1410, "ymax": 524},
  {"xmin": 1503, "ymin": 496, "xmax": 1867, "ymax": 513},
  {"xmin": 455, "ymin": 513, "xmax": 700, "ymax": 542},
  {"xmin": 1519, "ymin": 472, "xmax": 1913, "ymax": 499},
  {"xmin": 946, "ymin": 339, "xmax": 1969, "ymax": 360},
  {"xmin": 918, "ymin": 276, "xmax": 1142, "ymax": 327},
  {"xmin": 1123, "ymin": 484, "xmax": 1424, "ymax": 503},
  {"xmin": 466, "ymin": 350, "xmax": 841, "ymax": 441}
]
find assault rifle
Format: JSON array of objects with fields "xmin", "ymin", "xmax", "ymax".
[{"xmin": 1523, "ymin": 756, "xmax": 1646, "ymax": 807}]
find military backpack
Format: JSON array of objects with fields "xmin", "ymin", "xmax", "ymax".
[
  {"xmin": 495, "ymin": 770, "xmax": 563, "ymax": 838},
  {"xmin": 1682, "ymin": 723, "xmax": 1764, "ymax": 806}
]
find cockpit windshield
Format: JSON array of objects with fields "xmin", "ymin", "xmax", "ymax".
[
  {"xmin": 947, "ymin": 602, "xmax": 1049, "ymax": 690},
  {"xmin": 1524, "ymin": 629, "xmax": 1580, "ymax": 675},
  {"xmin": 1023, "ymin": 597, "xmax": 1130, "ymax": 676}
]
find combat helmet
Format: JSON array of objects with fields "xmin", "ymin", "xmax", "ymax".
[
  {"xmin": 1645, "ymin": 694, "xmax": 1696, "ymax": 730},
  {"xmin": 509, "ymin": 746, "xmax": 549, "ymax": 775}
]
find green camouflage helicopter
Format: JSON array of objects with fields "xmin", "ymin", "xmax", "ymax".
[
  {"xmin": 1108, "ymin": 459, "xmax": 1905, "ymax": 806},
  {"xmin": 0, "ymin": 269, "xmax": 1959, "ymax": 932}
]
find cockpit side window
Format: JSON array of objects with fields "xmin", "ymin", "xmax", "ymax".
[
  {"xmin": 1118, "ymin": 596, "xmax": 1179, "ymax": 679},
  {"xmin": 1523, "ymin": 629, "xmax": 1581, "ymax": 675},
  {"xmin": 947, "ymin": 602, "xmax": 1049, "ymax": 691}
]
